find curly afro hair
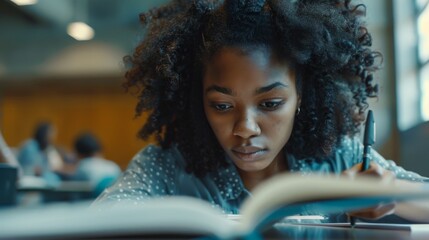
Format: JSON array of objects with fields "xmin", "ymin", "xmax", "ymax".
[{"xmin": 123, "ymin": 0, "xmax": 380, "ymax": 177}]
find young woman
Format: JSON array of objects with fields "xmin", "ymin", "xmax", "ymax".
[{"xmin": 95, "ymin": 0, "xmax": 427, "ymax": 220}]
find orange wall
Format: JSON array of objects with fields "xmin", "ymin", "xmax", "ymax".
[{"xmin": 0, "ymin": 80, "xmax": 153, "ymax": 170}]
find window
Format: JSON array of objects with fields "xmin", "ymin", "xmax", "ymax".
[{"xmin": 416, "ymin": 0, "xmax": 429, "ymax": 119}]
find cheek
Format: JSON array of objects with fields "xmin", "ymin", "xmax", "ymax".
[
  {"xmin": 263, "ymin": 111, "xmax": 295, "ymax": 139},
  {"xmin": 204, "ymin": 107, "xmax": 230, "ymax": 139}
]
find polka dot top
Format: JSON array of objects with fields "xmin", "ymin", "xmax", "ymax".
[{"xmin": 93, "ymin": 137, "xmax": 427, "ymax": 214}]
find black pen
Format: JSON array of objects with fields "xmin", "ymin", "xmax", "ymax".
[
  {"xmin": 350, "ymin": 110, "xmax": 376, "ymax": 228},
  {"xmin": 361, "ymin": 110, "xmax": 375, "ymax": 172}
]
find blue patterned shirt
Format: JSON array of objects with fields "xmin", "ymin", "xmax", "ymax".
[{"xmin": 94, "ymin": 137, "xmax": 426, "ymax": 214}]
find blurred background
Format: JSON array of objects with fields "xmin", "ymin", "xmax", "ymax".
[
  {"xmin": 0, "ymin": 0, "xmax": 428, "ymax": 175},
  {"xmin": 0, "ymin": 0, "xmax": 170, "ymax": 171}
]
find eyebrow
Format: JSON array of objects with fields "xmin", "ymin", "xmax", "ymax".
[
  {"xmin": 205, "ymin": 82, "xmax": 288, "ymax": 96},
  {"xmin": 205, "ymin": 85, "xmax": 233, "ymax": 95},
  {"xmin": 255, "ymin": 82, "xmax": 288, "ymax": 95}
]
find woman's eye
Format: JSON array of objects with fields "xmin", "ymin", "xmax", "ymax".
[
  {"xmin": 211, "ymin": 103, "xmax": 232, "ymax": 112},
  {"xmin": 259, "ymin": 100, "xmax": 284, "ymax": 110}
]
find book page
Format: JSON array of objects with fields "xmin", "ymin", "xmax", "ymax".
[{"xmin": 0, "ymin": 197, "xmax": 236, "ymax": 239}]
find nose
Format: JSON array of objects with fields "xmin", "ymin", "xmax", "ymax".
[{"xmin": 233, "ymin": 111, "xmax": 261, "ymax": 139}]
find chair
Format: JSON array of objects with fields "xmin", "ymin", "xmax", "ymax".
[
  {"xmin": 93, "ymin": 176, "xmax": 116, "ymax": 198},
  {"xmin": 0, "ymin": 163, "xmax": 18, "ymax": 206},
  {"xmin": 400, "ymin": 121, "xmax": 429, "ymax": 177}
]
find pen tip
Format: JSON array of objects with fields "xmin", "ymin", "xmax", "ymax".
[{"xmin": 350, "ymin": 216, "xmax": 356, "ymax": 228}]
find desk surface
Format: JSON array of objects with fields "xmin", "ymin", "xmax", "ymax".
[
  {"xmin": 0, "ymin": 224, "xmax": 426, "ymax": 240},
  {"xmin": 17, "ymin": 177, "xmax": 94, "ymax": 204}
]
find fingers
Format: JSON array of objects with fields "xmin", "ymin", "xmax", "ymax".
[
  {"xmin": 348, "ymin": 203, "xmax": 396, "ymax": 220},
  {"xmin": 380, "ymin": 169, "xmax": 396, "ymax": 184},
  {"xmin": 342, "ymin": 162, "xmax": 397, "ymax": 220},
  {"xmin": 342, "ymin": 162, "xmax": 396, "ymax": 184},
  {"xmin": 359, "ymin": 163, "xmax": 396, "ymax": 185},
  {"xmin": 341, "ymin": 163, "xmax": 362, "ymax": 178},
  {"xmin": 360, "ymin": 162, "xmax": 384, "ymax": 177}
]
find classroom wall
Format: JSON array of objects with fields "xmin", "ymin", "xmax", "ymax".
[{"xmin": 0, "ymin": 78, "xmax": 152, "ymax": 170}]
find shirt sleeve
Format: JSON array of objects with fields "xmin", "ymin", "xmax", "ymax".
[
  {"xmin": 17, "ymin": 140, "xmax": 44, "ymax": 176},
  {"xmin": 371, "ymin": 149, "xmax": 427, "ymax": 182},
  {"xmin": 92, "ymin": 145, "xmax": 178, "ymax": 207}
]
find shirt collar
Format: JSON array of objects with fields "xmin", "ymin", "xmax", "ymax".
[
  {"xmin": 213, "ymin": 151, "xmax": 302, "ymax": 200},
  {"xmin": 209, "ymin": 149, "xmax": 334, "ymax": 201}
]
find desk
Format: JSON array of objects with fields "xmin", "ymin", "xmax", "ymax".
[
  {"xmin": 18, "ymin": 177, "xmax": 93, "ymax": 204},
  {"xmin": 264, "ymin": 223, "xmax": 429, "ymax": 240}
]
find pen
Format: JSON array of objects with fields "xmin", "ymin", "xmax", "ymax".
[
  {"xmin": 361, "ymin": 110, "xmax": 375, "ymax": 172},
  {"xmin": 350, "ymin": 110, "xmax": 376, "ymax": 228}
]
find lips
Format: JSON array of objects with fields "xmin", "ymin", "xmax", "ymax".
[{"xmin": 231, "ymin": 146, "xmax": 267, "ymax": 161}]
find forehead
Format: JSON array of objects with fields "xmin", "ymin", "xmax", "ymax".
[{"xmin": 204, "ymin": 46, "xmax": 295, "ymax": 86}]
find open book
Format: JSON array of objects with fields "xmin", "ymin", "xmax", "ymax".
[{"xmin": 1, "ymin": 173, "xmax": 429, "ymax": 239}]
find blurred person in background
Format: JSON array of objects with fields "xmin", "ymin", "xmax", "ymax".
[
  {"xmin": 17, "ymin": 122, "xmax": 64, "ymax": 185},
  {"xmin": 0, "ymin": 130, "xmax": 19, "ymax": 168},
  {"xmin": 72, "ymin": 132, "xmax": 121, "ymax": 196}
]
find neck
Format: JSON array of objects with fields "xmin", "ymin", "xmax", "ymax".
[
  {"xmin": 238, "ymin": 151, "xmax": 288, "ymax": 191},
  {"xmin": 78, "ymin": 153, "xmax": 99, "ymax": 160}
]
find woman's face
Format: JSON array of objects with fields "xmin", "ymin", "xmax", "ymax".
[{"xmin": 203, "ymin": 47, "xmax": 300, "ymax": 173}]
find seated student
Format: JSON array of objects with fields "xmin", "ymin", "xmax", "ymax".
[
  {"xmin": 73, "ymin": 133, "xmax": 121, "ymax": 195},
  {"xmin": 94, "ymin": 0, "xmax": 428, "ymax": 221},
  {"xmin": 17, "ymin": 122, "xmax": 63, "ymax": 185}
]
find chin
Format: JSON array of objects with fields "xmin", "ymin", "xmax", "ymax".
[{"xmin": 233, "ymin": 159, "xmax": 271, "ymax": 172}]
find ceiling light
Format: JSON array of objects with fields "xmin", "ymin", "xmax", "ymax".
[
  {"xmin": 67, "ymin": 22, "xmax": 94, "ymax": 41},
  {"xmin": 10, "ymin": 0, "xmax": 38, "ymax": 6}
]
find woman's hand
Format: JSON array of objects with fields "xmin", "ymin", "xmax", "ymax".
[{"xmin": 342, "ymin": 162, "xmax": 396, "ymax": 220}]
